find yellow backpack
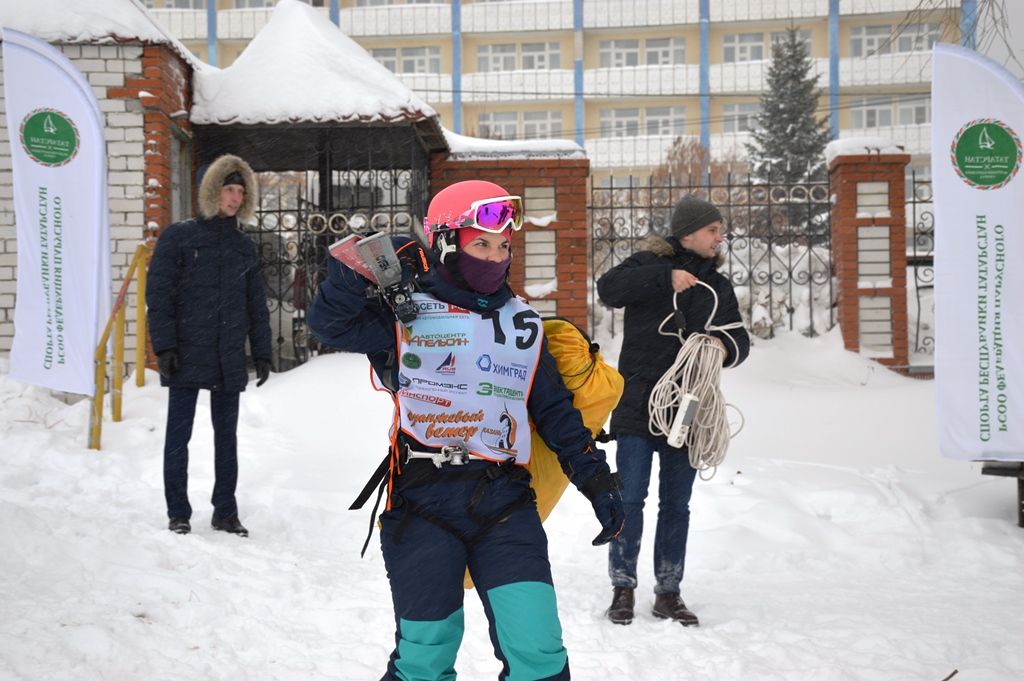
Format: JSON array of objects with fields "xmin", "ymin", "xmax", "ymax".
[{"xmin": 465, "ymin": 317, "xmax": 624, "ymax": 588}]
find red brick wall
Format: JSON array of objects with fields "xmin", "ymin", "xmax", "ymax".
[
  {"xmin": 109, "ymin": 45, "xmax": 192, "ymax": 237},
  {"xmin": 829, "ymin": 153, "xmax": 910, "ymax": 370},
  {"xmin": 429, "ymin": 155, "xmax": 591, "ymax": 331},
  {"xmin": 108, "ymin": 45, "xmax": 193, "ymax": 368}
]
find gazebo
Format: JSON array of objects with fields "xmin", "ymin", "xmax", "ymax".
[{"xmin": 189, "ymin": 0, "xmax": 447, "ymax": 368}]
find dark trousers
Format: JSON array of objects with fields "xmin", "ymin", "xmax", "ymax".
[
  {"xmin": 609, "ymin": 433, "xmax": 698, "ymax": 594},
  {"xmin": 378, "ymin": 461, "xmax": 570, "ymax": 681},
  {"xmin": 163, "ymin": 386, "xmax": 240, "ymax": 521}
]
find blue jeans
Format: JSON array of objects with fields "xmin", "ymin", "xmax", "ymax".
[
  {"xmin": 163, "ymin": 387, "xmax": 240, "ymax": 521},
  {"xmin": 608, "ymin": 433, "xmax": 698, "ymax": 595}
]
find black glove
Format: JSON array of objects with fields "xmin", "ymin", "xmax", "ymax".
[
  {"xmin": 581, "ymin": 470, "xmax": 625, "ymax": 546},
  {"xmin": 395, "ymin": 240, "xmax": 430, "ymax": 281},
  {"xmin": 255, "ymin": 358, "xmax": 272, "ymax": 387},
  {"xmin": 157, "ymin": 350, "xmax": 178, "ymax": 379}
]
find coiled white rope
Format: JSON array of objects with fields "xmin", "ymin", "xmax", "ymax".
[{"xmin": 648, "ymin": 280, "xmax": 744, "ymax": 478}]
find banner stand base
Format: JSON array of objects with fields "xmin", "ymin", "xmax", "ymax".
[{"xmin": 980, "ymin": 462, "xmax": 1024, "ymax": 528}]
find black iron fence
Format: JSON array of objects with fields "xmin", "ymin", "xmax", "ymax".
[
  {"xmin": 246, "ymin": 168, "xmax": 427, "ymax": 370},
  {"xmin": 906, "ymin": 170, "xmax": 934, "ymax": 365},
  {"xmin": 590, "ymin": 173, "xmax": 834, "ymax": 339}
]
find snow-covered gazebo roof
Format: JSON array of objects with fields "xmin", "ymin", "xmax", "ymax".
[
  {"xmin": 0, "ymin": 0, "xmax": 202, "ymax": 68},
  {"xmin": 189, "ymin": 0, "xmax": 445, "ymax": 171},
  {"xmin": 191, "ymin": 0, "xmax": 436, "ymax": 127}
]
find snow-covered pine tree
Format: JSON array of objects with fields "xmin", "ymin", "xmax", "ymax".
[{"xmin": 747, "ymin": 26, "xmax": 832, "ymax": 183}]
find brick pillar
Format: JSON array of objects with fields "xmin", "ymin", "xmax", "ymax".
[
  {"xmin": 829, "ymin": 153, "xmax": 911, "ymax": 369},
  {"xmin": 110, "ymin": 44, "xmax": 193, "ymax": 236},
  {"xmin": 108, "ymin": 45, "xmax": 193, "ymax": 369},
  {"xmin": 428, "ymin": 155, "xmax": 591, "ymax": 332}
]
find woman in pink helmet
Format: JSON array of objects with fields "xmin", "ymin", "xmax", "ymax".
[{"xmin": 309, "ymin": 180, "xmax": 623, "ymax": 681}]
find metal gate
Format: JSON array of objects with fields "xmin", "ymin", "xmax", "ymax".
[
  {"xmin": 247, "ymin": 166, "xmax": 428, "ymax": 370},
  {"xmin": 590, "ymin": 172, "xmax": 834, "ymax": 339},
  {"xmin": 906, "ymin": 169, "xmax": 934, "ymax": 368}
]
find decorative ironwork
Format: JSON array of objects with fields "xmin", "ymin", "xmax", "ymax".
[
  {"xmin": 247, "ymin": 166, "xmax": 428, "ymax": 370},
  {"xmin": 590, "ymin": 172, "xmax": 834, "ymax": 339},
  {"xmin": 906, "ymin": 170, "xmax": 934, "ymax": 362}
]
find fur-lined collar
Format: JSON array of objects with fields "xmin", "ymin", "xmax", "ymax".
[
  {"xmin": 198, "ymin": 154, "xmax": 257, "ymax": 223},
  {"xmin": 636, "ymin": 234, "xmax": 726, "ymax": 268}
]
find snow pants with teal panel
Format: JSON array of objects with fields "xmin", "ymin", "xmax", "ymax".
[{"xmin": 378, "ymin": 459, "xmax": 570, "ymax": 681}]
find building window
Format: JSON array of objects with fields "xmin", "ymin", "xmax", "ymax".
[
  {"xmin": 523, "ymin": 111, "xmax": 563, "ymax": 138},
  {"xmin": 723, "ymin": 33, "xmax": 765, "ymax": 62},
  {"xmin": 401, "ymin": 46, "xmax": 440, "ymax": 74},
  {"xmin": 723, "ymin": 103, "xmax": 762, "ymax": 132},
  {"xmin": 851, "ymin": 97, "xmax": 893, "ymax": 128},
  {"xmin": 356, "ymin": 0, "xmax": 393, "ymax": 6},
  {"xmin": 170, "ymin": 131, "xmax": 193, "ymax": 224},
  {"xmin": 234, "ymin": 0, "xmax": 273, "ymax": 7},
  {"xmin": 897, "ymin": 97, "xmax": 931, "ymax": 125},
  {"xmin": 478, "ymin": 111, "xmax": 519, "ymax": 139},
  {"xmin": 646, "ymin": 37, "xmax": 685, "ymax": 65},
  {"xmin": 599, "ymin": 40, "xmax": 641, "ymax": 68},
  {"xmin": 850, "ymin": 25, "xmax": 892, "ymax": 57},
  {"xmin": 370, "ymin": 48, "xmax": 398, "ymax": 72},
  {"xmin": 478, "ymin": 44, "xmax": 518, "ymax": 71},
  {"xmin": 645, "ymin": 106, "xmax": 685, "ymax": 136},
  {"xmin": 770, "ymin": 30, "xmax": 812, "ymax": 51},
  {"xmin": 521, "ymin": 42, "xmax": 561, "ymax": 70},
  {"xmin": 169, "ymin": 0, "xmax": 206, "ymax": 8},
  {"xmin": 600, "ymin": 108, "xmax": 641, "ymax": 137},
  {"xmin": 897, "ymin": 23, "xmax": 942, "ymax": 52}
]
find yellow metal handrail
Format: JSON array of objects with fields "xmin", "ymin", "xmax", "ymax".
[{"xmin": 88, "ymin": 240, "xmax": 154, "ymax": 450}]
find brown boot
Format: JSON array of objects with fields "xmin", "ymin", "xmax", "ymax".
[
  {"xmin": 652, "ymin": 593, "xmax": 699, "ymax": 626},
  {"xmin": 606, "ymin": 587, "xmax": 635, "ymax": 625}
]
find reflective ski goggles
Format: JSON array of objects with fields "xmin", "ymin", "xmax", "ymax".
[{"xmin": 427, "ymin": 195, "xmax": 524, "ymax": 235}]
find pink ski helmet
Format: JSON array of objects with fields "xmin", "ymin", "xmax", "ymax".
[{"xmin": 424, "ymin": 180, "xmax": 523, "ymax": 263}]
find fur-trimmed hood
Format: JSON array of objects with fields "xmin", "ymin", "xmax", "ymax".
[
  {"xmin": 198, "ymin": 154, "xmax": 258, "ymax": 222},
  {"xmin": 635, "ymin": 234, "xmax": 726, "ymax": 268}
]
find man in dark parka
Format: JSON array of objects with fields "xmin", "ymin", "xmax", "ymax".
[
  {"xmin": 597, "ymin": 195, "xmax": 751, "ymax": 626},
  {"xmin": 146, "ymin": 154, "xmax": 273, "ymax": 537}
]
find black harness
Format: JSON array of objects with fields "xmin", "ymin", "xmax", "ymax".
[{"xmin": 350, "ymin": 444, "xmax": 535, "ymax": 557}]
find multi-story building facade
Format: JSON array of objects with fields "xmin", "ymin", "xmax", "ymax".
[{"xmin": 146, "ymin": 0, "xmax": 969, "ymax": 183}]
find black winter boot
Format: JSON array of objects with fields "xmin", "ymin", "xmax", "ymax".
[
  {"xmin": 652, "ymin": 593, "xmax": 699, "ymax": 626},
  {"xmin": 212, "ymin": 516, "xmax": 249, "ymax": 537},
  {"xmin": 168, "ymin": 518, "xmax": 191, "ymax": 535},
  {"xmin": 606, "ymin": 587, "xmax": 635, "ymax": 625}
]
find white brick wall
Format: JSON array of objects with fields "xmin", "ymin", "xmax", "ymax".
[{"xmin": 0, "ymin": 43, "xmax": 148, "ymax": 371}]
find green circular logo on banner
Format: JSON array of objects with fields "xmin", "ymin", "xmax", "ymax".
[
  {"xmin": 401, "ymin": 352, "xmax": 422, "ymax": 369},
  {"xmin": 19, "ymin": 109, "xmax": 80, "ymax": 167},
  {"xmin": 951, "ymin": 118, "xmax": 1022, "ymax": 189}
]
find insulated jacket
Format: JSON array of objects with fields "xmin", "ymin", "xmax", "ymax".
[
  {"xmin": 146, "ymin": 155, "xmax": 271, "ymax": 392},
  {"xmin": 597, "ymin": 235, "xmax": 751, "ymax": 440},
  {"xmin": 307, "ymin": 236, "xmax": 611, "ymax": 490}
]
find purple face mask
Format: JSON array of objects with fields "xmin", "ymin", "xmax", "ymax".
[{"xmin": 455, "ymin": 251, "xmax": 511, "ymax": 294}]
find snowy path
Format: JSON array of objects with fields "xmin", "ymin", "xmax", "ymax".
[{"xmin": 1, "ymin": 333, "xmax": 1023, "ymax": 680}]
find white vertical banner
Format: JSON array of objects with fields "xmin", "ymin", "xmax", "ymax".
[
  {"xmin": 933, "ymin": 43, "xmax": 1024, "ymax": 461},
  {"xmin": 2, "ymin": 28, "xmax": 110, "ymax": 396}
]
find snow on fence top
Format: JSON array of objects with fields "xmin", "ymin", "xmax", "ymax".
[
  {"xmin": 443, "ymin": 128, "xmax": 585, "ymax": 160},
  {"xmin": 825, "ymin": 137, "xmax": 908, "ymax": 165},
  {"xmin": 191, "ymin": 0, "xmax": 435, "ymax": 126}
]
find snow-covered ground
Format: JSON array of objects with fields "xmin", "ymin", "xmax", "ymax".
[{"xmin": 1, "ymin": 330, "xmax": 1022, "ymax": 681}]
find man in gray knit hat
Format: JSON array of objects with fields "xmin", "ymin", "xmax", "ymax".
[{"xmin": 596, "ymin": 194, "xmax": 750, "ymax": 626}]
